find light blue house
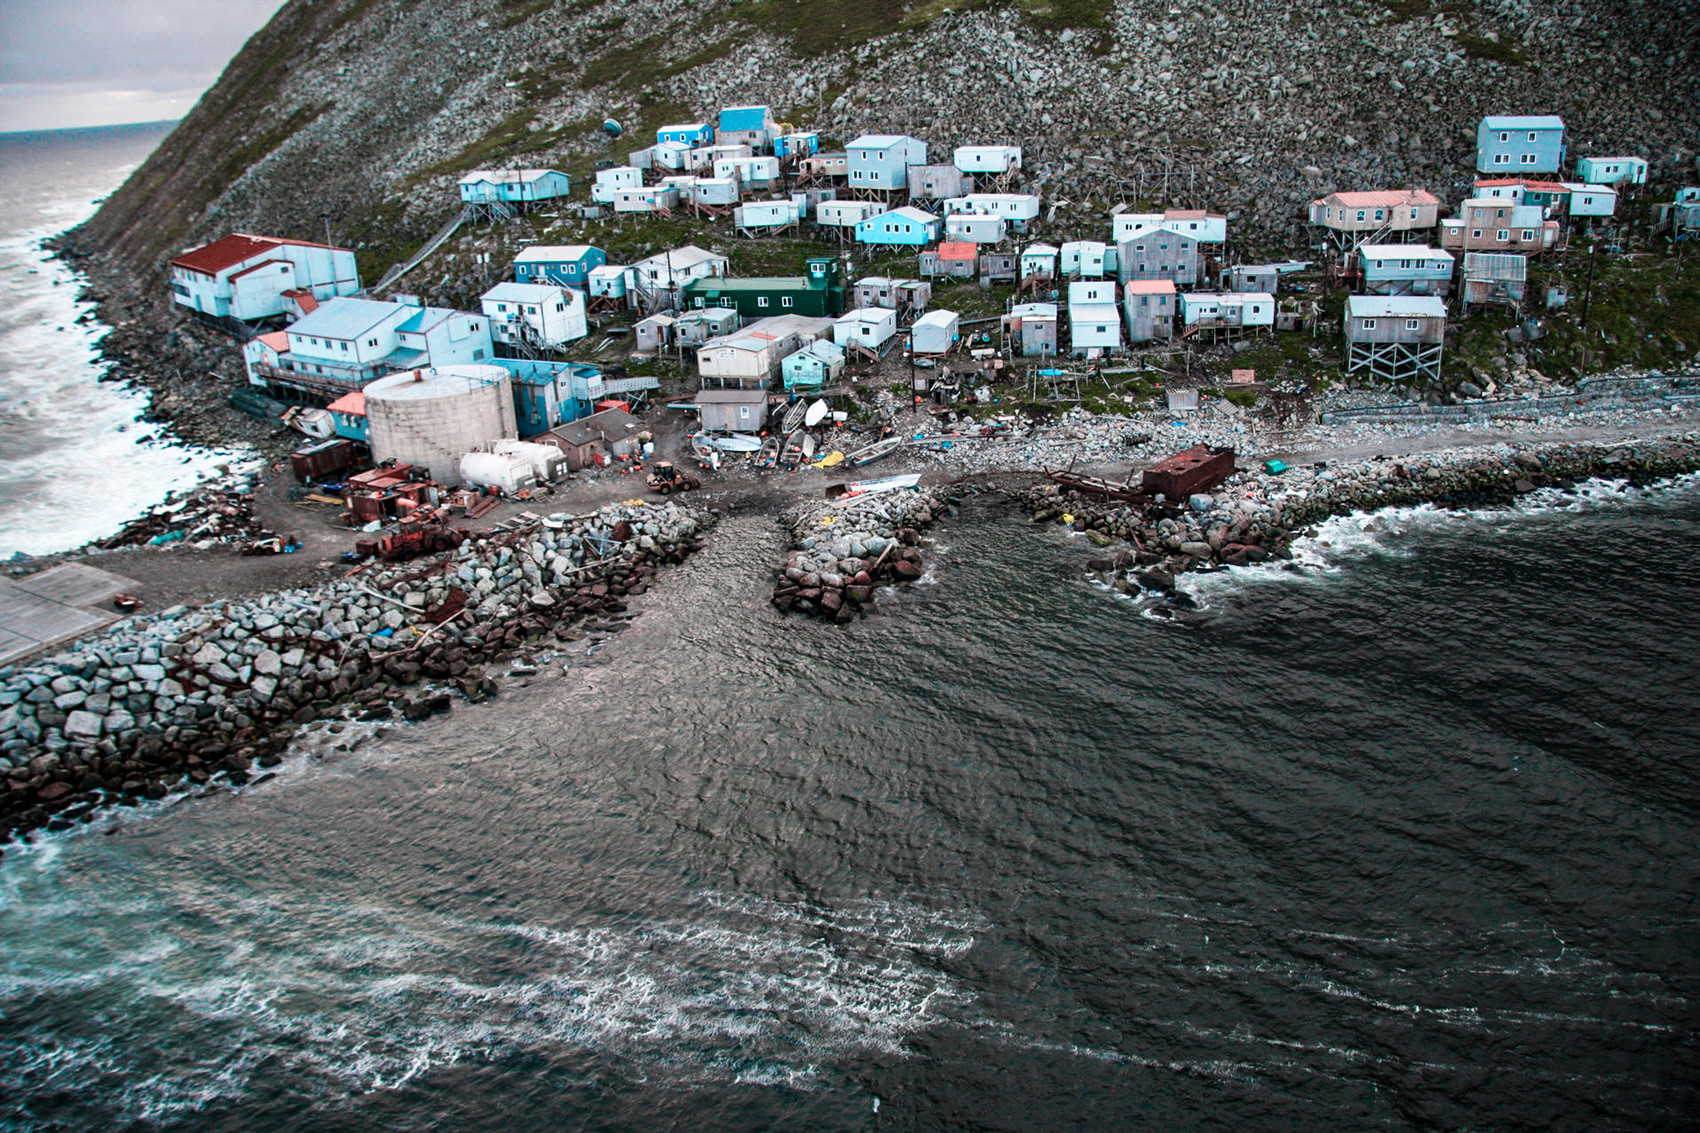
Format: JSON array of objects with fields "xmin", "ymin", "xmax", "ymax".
[
  {"xmin": 326, "ymin": 390, "xmax": 368, "ymax": 442},
  {"xmin": 1476, "ymin": 115, "xmax": 1565, "ymax": 174},
  {"xmin": 774, "ymin": 131, "xmax": 820, "ymax": 159},
  {"xmin": 513, "ymin": 244, "xmax": 606, "ymax": 288},
  {"xmin": 657, "ymin": 122, "xmax": 713, "ymax": 147},
  {"xmin": 782, "ymin": 339, "xmax": 845, "ymax": 391},
  {"xmin": 854, "ymin": 206, "xmax": 942, "ymax": 247},
  {"xmin": 847, "ymin": 135, "xmax": 929, "ymax": 191},
  {"xmin": 494, "ymin": 360, "xmax": 661, "ymax": 436},
  {"xmin": 716, "ymin": 105, "xmax": 776, "ymax": 149},
  {"xmin": 457, "ymin": 168, "xmax": 572, "ymax": 204}
]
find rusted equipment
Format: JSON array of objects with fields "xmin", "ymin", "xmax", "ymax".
[
  {"xmin": 1044, "ymin": 467, "xmax": 1146, "ymax": 502},
  {"xmin": 358, "ymin": 521, "xmax": 469, "ymax": 563},
  {"xmin": 289, "ymin": 438, "xmax": 362, "ymax": 483},
  {"xmin": 646, "ymin": 461, "xmax": 700, "ymax": 495},
  {"xmin": 1141, "ymin": 445, "xmax": 1236, "ymax": 499}
]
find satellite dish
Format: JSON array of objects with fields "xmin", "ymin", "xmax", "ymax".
[{"xmin": 601, "ymin": 118, "xmax": 623, "ymax": 138}]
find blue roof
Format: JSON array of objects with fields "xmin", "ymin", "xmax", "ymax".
[
  {"xmin": 718, "ymin": 106, "xmax": 770, "ymax": 132},
  {"xmin": 287, "ymin": 297, "xmax": 408, "ymax": 340},
  {"xmin": 1482, "ymin": 115, "xmax": 1564, "ymax": 130}
]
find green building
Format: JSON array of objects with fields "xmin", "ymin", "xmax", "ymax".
[{"xmin": 681, "ymin": 257, "xmax": 845, "ymax": 318}]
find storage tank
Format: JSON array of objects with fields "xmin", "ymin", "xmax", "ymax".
[
  {"xmin": 459, "ymin": 451, "xmax": 537, "ymax": 494},
  {"xmin": 493, "ymin": 438, "xmax": 567, "ymax": 482},
  {"xmin": 364, "ymin": 365, "xmax": 517, "ymax": 483}
]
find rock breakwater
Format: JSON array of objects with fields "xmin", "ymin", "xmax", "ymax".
[
  {"xmin": 770, "ymin": 484, "xmax": 968, "ymax": 622},
  {"xmin": 0, "ymin": 501, "xmax": 710, "ymax": 844}
]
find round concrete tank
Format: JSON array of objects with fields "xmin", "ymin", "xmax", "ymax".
[{"xmin": 364, "ymin": 365, "xmax": 516, "ymax": 484}]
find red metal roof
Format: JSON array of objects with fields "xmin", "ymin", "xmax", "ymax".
[
  {"xmin": 937, "ymin": 241, "xmax": 978, "ymax": 259},
  {"xmin": 326, "ymin": 391, "xmax": 366, "ymax": 416},
  {"xmin": 1125, "ymin": 280, "xmax": 1177, "ymax": 294},
  {"xmin": 1164, "ymin": 208, "xmax": 1208, "ymax": 219},
  {"xmin": 170, "ymin": 234, "xmax": 281, "ymax": 275},
  {"xmin": 255, "ymin": 330, "xmax": 290, "ymax": 352},
  {"xmin": 282, "ymin": 288, "xmax": 319, "ymax": 314}
]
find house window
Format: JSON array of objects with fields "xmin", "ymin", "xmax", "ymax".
[
  {"xmin": 1405, "ymin": 320, "xmax": 1419, "ymax": 330},
  {"xmin": 367, "ymin": 338, "xmax": 377, "ymax": 347},
  {"xmin": 1520, "ymin": 153, "xmax": 1537, "ymax": 165},
  {"xmin": 782, "ymin": 296, "xmax": 793, "ymax": 308},
  {"xmin": 1527, "ymin": 131, "xmax": 1538, "ymax": 142},
  {"xmin": 757, "ymin": 297, "xmax": 769, "ymax": 308},
  {"xmin": 1494, "ymin": 154, "xmax": 1510, "ymax": 165},
  {"xmin": 1097, "ymin": 326, "xmax": 1108, "ymax": 333},
  {"xmin": 1497, "ymin": 230, "xmax": 1510, "ymax": 241},
  {"xmin": 1522, "ymin": 230, "xmax": 1534, "ymax": 241},
  {"xmin": 1499, "ymin": 132, "xmax": 1510, "ymax": 143},
  {"xmin": 1472, "ymin": 229, "xmax": 1484, "ymax": 239},
  {"xmin": 1357, "ymin": 210, "xmax": 1367, "ymax": 221},
  {"xmin": 1374, "ymin": 210, "xmax": 1385, "ymax": 221},
  {"xmin": 1361, "ymin": 319, "xmax": 1377, "ymax": 330},
  {"xmin": 474, "ymin": 349, "xmax": 485, "ymax": 360},
  {"xmin": 555, "ymin": 303, "xmax": 564, "ymax": 312},
  {"xmin": 340, "ymin": 342, "xmax": 348, "ymax": 352},
  {"xmin": 496, "ymin": 303, "xmax": 507, "ymax": 312}
]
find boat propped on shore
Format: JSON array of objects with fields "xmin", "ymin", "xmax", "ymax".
[{"xmin": 825, "ymin": 473, "xmax": 922, "ymax": 502}]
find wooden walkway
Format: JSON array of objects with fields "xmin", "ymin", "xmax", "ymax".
[{"xmin": 0, "ymin": 563, "xmax": 136, "ymax": 665}]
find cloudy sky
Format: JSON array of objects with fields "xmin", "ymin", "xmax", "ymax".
[{"xmin": 0, "ymin": 0, "xmax": 286, "ymax": 132}]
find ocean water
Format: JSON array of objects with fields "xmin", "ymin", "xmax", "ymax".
[
  {"xmin": 2, "ymin": 486, "xmax": 1696, "ymax": 1130},
  {"xmin": 0, "ymin": 123, "xmax": 243, "ymax": 558}
]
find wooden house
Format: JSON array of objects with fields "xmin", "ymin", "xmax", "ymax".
[
  {"xmin": 799, "ymin": 152, "xmax": 849, "ymax": 180},
  {"xmin": 1060, "ymin": 240, "xmax": 1109, "ymax": 278},
  {"xmin": 920, "ymin": 241, "xmax": 978, "ymax": 279},
  {"xmin": 716, "ymin": 105, "xmax": 776, "ymax": 149},
  {"xmin": 1343, "ymin": 295, "xmax": 1446, "ymax": 383},
  {"xmin": 634, "ymin": 313, "xmax": 676, "ymax": 353},
  {"xmin": 1357, "ymin": 245, "xmax": 1455, "ymax": 297},
  {"xmin": 894, "ymin": 279, "xmax": 932, "ymax": 313},
  {"xmin": 979, "ymin": 251, "xmax": 1017, "ymax": 284},
  {"xmin": 1225, "ymin": 264, "xmax": 1280, "ymax": 294},
  {"xmin": 694, "ymin": 389, "xmax": 769, "ymax": 432},
  {"xmin": 1116, "ymin": 230, "xmax": 1201, "ymax": 286},
  {"xmin": 674, "ymin": 307, "xmax": 740, "ymax": 346},
  {"xmin": 657, "ymin": 122, "xmax": 713, "ymax": 147},
  {"xmin": 1307, "ymin": 189, "xmax": 1443, "ymax": 251},
  {"xmin": 683, "ymin": 257, "xmax": 845, "ymax": 318},
  {"xmin": 834, "ymin": 308, "xmax": 899, "ymax": 353},
  {"xmin": 698, "ymin": 314, "xmax": 833, "ymax": 388},
  {"xmin": 1577, "ymin": 156, "xmax": 1647, "ymax": 186},
  {"xmin": 945, "ymin": 213, "xmax": 1006, "ymax": 244},
  {"xmin": 908, "ymin": 164, "xmax": 969, "ymax": 201},
  {"xmin": 910, "ymin": 309, "xmax": 960, "ymax": 356},
  {"xmin": 854, "ymin": 206, "xmax": 943, "ymax": 247},
  {"xmin": 1461, "ymin": 252, "xmax": 1528, "ymax": 308},
  {"xmin": 480, "ymin": 281, "xmax": 588, "ymax": 348},
  {"xmin": 816, "ymin": 198, "xmax": 882, "ymax": 230},
  {"xmin": 1122, "ymin": 280, "xmax": 1176, "ymax": 343},
  {"xmin": 512, "ymin": 244, "xmax": 605, "ymax": 289},
  {"xmin": 542, "ymin": 407, "xmax": 645, "ymax": 470},
  {"xmin": 1438, "ymin": 200, "xmax": 1559, "ymax": 253},
  {"xmin": 1004, "ymin": 302, "xmax": 1058, "ymax": 356},
  {"xmin": 1476, "ymin": 115, "xmax": 1565, "ymax": 174},
  {"xmin": 458, "ymin": 169, "xmax": 571, "ymax": 205},
  {"xmin": 846, "ymin": 135, "xmax": 928, "ymax": 191},
  {"xmin": 782, "ymin": 338, "xmax": 845, "ymax": 390},
  {"xmin": 856, "ymin": 276, "xmax": 931, "ymax": 312}
]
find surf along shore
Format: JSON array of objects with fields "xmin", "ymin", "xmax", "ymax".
[{"xmin": 3, "ymin": 379, "xmax": 1699, "ymax": 846}]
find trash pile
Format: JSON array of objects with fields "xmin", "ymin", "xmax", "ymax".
[
  {"xmin": 96, "ymin": 475, "xmax": 272, "ymax": 550},
  {"xmin": 0, "ymin": 500, "xmax": 711, "ymax": 842}
]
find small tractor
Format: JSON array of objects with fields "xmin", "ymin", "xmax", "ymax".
[{"xmin": 646, "ymin": 461, "xmax": 700, "ymax": 495}]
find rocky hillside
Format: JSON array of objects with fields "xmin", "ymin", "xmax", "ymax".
[{"xmin": 52, "ymin": 0, "xmax": 1700, "ymax": 440}]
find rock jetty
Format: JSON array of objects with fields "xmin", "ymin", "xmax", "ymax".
[
  {"xmin": 0, "ymin": 501, "xmax": 709, "ymax": 844},
  {"xmin": 770, "ymin": 485, "xmax": 964, "ymax": 622}
]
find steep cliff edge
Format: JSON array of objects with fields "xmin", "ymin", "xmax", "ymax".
[{"xmin": 52, "ymin": 0, "xmax": 1700, "ymax": 443}]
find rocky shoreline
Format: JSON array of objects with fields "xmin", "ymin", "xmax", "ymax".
[
  {"xmin": 1003, "ymin": 435, "xmax": 1700, "ymax": 601},
  {"xmin": 0, "ymin": 501, "xmax": 710, "ymax": 846}
]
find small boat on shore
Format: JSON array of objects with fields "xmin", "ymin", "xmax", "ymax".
[
  {"xmin": 780, "ymin": 399, "xmax": 807, "ymax": 433},
  {"xmin": 707, "ymin": 433, "xmax": 763, "ymax": 453},
  {"xmin": 846, "ymin": 435, "xmax": 902, "ymax": 466},
  {"xmin": 804, "ymin": 398, "xmax": 829, "ymax": 427},
  {"xmin": 755, "ymin": 433, "xmax": 780, "ymax": 469},
  {"xmin": 825, "ymin": 472, "xmax": 922, "ymax": 502}
]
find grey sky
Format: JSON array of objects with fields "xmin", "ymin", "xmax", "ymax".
[{"xmin": 0, "ymin": 0, "xmax": 286, "ymax": 132}]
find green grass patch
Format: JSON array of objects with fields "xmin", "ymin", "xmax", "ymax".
[{"xmin": 1455, "ymin": 32, "xmax": 1529, "ymax": 66}]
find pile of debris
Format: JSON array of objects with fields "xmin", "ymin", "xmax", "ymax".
[
  {"xmin": 771, "ymin": 484, "xmax": 963, "ymax": 622},
  {"xmin": 95, "ymin": 475, "xmax": 270, "ymax": 550}
]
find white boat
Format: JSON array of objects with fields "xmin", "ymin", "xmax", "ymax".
[
  {"xmin": 846, "ymin": 435, "xmax": 902, "ymax": 466},
  {"xmin": 825, "ymin": 472, "xmax": 922, "ymax": 502},
  {"xmin": 804, "ymin": 398, "xmax": 829, "ymax": 427},
  {"xmin": 707, "ymin": 432, "xmax": 763, "ymax": 452},
  {"xmin": 802, "ymin": 434, "xmax": 817, "ymax": 460},
  {"xmin": 781, "ymin": 400, "xmax": 807, "ymax": 433}
]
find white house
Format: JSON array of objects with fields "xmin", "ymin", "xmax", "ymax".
[
  {"xmin": 816, "ymin": 199, "xmax": 883, "ymax": 229},
  {"xmin": 910, "ymin": 309, "xmax": 960, "ymax": 355},
  {"xmin": 480, "ymin": 282, "xmax": 587, "ymax": 349},
  {"xmin": 846, "ymin": 135, "xmax": 929, "ymax": 191},
  {"xmin": 945, "ymin": 213, "xmax": 1007, "ymax": 244},
  {"xmin": 1111, "ymin": 208, "xmax": 1228, "ymax": 244},
  {"xmin": 629, "ymin": 245, "xmax": 728, "ymax": 293},
  {"xmin": 1020, "ymin": 243, "xmax": 1059, "ymax": 281},
  {"xmin": 833, "ymin": 307, "xmax": 899, "ymax": 351},
  {"xmin": 612, "ymin": 185, "xmax": 681, "ymax": 213},
  {"xmin": 652, "ymin": 141, "xmax": 704, "ymax": 172},
  {"xmin": 587, "ymin": 264, "xmax": 628, "ymax": 302},
  {"xmin": 1179, "ymin": 292, "xmax": 1275, "ymax": 329},
  {"xmin": 590, "ymin": 166, "xmax": 644, "ymax": 204},
  {"xmin": 952, "ymin": 145, "xmax": 1021, "ymax": 175},
  {"xmin": 734, "ymin": 199, "xmax": 802, "ymax": 230},
  {"xmin": 169, "ymin": 233, "xmax": 360, "ymax": 322},
  {"xmin": 697, "ymin": 313, "xmax": 832, "ymax": 388},
  {"xmin": 1060, "ymin": 240, "xmax": 1109, "ymax": 278},
  {"xmin": 689, "ymin": 177, "xmax": 742, "ymax": 207},
  {"xmin": 1577, "ymin": 156, "xmax": 1648, "ymax": 186},
  {"xmin": 1564, "ymin": 183, "xmax": 1618, "ymax": 218},
  {"xmin": 243, "ymin": 297, "xmax": 491, "ymax": 391},
  {"xmin": 1068, "ymin": 285, "xmax": 1122, "ymax": 358},
  {"xmin": 1358, "ymin": 245, "xmax": 1456, "ymax": 297},
  {"xmin": 943, "ymin": 192, "xmax": 1041, "ymax": 232},
  {"xmin": 713, "ymin": 154, "xmax": 782, "ymax": 188}
]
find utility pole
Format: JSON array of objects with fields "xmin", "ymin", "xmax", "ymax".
[{"xmin": 1578, "ymin": 237, "xmax": 1598, "ymax": 376}]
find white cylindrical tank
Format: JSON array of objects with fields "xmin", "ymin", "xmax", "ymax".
[
  {"xmin": 459, "ymin": 451, "xmax": 537, "ymax": 494},
  {"xmin": 364, "ymin": 365, "xmax": 517, "ymax": 484},
  {"xmin": 493, "ymin": 438, "xmax": 567, "ymax": 482}
]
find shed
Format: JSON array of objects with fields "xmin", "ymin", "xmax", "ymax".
[
  {"xmin": 834, "ymin": 308, "xmax": 899, "ymax": 352},
  {"xmin": 910, "ymin": 309, "xmax": 960, "ymax": 355},
  {"xmin": 690, "ymin": 177, "xmax": 742, "ymax": 207},
  {"xmin": 734, "ymin": 198, "xmax": 802, "ymax": 230},
  {"xmin": 694, "ymin": 389, "xmax": 768, "ymax": 433},
  {"xmin": 1461, "ymin": 252, "xmax": 1528, "ymax": 307},
  {"xmin": 1060, "ymin": 240, "xmax": 1109, "ymax": 278},
  {"xmin": 1178, "ymin": 292, "xmax": 1274, "ymax": 330},
  {"xmin": 674, "ymin": 306, "xmax": 741, "ymax": 345},
  {"xmin": 1226, "ymin": 264, "xmax": 1280, "ymax": 294},
  {"xmin": 657, "ymin": 122, "xmax": 713, "ymax": 147},
  {"xmin": 587, "ymin": 264, "xmax": 628, "ymax": 300},
  {"xmin": 1004, "ymin": 302, "xmax": 1058, "ymax": 357},
  {"xmin": 325, "ymin": 390, "xmax": 369, "ymax": 442},
  {"xmin": 920, "ymin": 241, "xmax": 978, "ymax": 279},
  {"xmin": 1142, "ymin": 445, "xmax": 1236, "ymax": 500},
  {"xmin": 816, "ymin": 199, "xmax": 883, "ymax": 228},
  {"xmin": 1343, "ymin": 295, "xmax": 1447, "ymax": 382},
  {"xmin": 612, "ymin": 185, "xmax": 681, "ymax": 213},
  {"xmin": 953, "ymin": 145, "xmax": 1021, "ymax": 174},
  {"xmin": 782, "ymin": 338, "xmax": 845, "ymax": 390},
  {"xmin": 799, "ymin": 152, "xmax": 849, "ymax": 179},
  {"xmin": 1564, "ymin": 184, "xmax": 1617, "ymax": 218},
  {"xmin": 540, "ymin": 407, "xmax": 645, "ymax": 470},
  {"xmin": 774, "ymin": 131, "xmax": 821, "ymax": 160},
  {"xmin": 1021, "ymin": 243, "xmax": 1059, "ymax": 281},
  {"xmin": 635, "ymin": 313, "xmax": 676, "ymax": 352}
]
